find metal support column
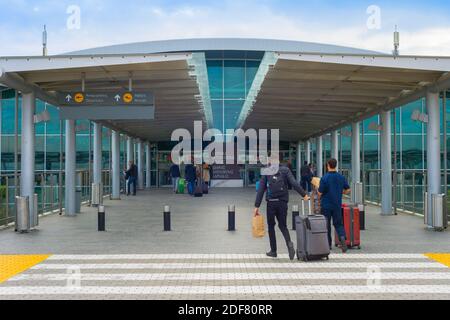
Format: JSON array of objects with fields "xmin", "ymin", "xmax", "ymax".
[
  {"xmin": 296, "ymin": 141, "xmax": 302, "ymax": 182},
  {"xmin": 316, "ymin": 136, "xmax": 323, "ymax": 177},
  {"xmin": 93, "ymin": 123, "xmax": 102, "ymax": 186},
  {"xmin": 127, "ymin": 137, "xmax": 134, "ymax": 164},
  {"xmin": 381, "ymin": 111, "xmax": 393, "ymax": 215},
  {"xmin": 137, "ymin": 141, "xmax": 144, "ymax": 190},
  {"xmin": 331, "ymin": 130, "xmax": 339, "ymax": 169},
  {"xmin": 65, "ymin": 120, "xmax": 76, "ymax": 216},
  {"xmin": 352, "ymin": 122, "xmax": 361, "ymax": 183},
  {"xmin": 111, "ymin": 131, "xmax": 120, "ymax": 200},
  {"xmin": 20, "ymin": 92, "xmax": 36, "ymax": 223},
  {"xmin": 426, "ymin": 91, "xmax": 441, "ymax": 226},
  {"xmin": 306, "ymin": 140, "xmax": 311, "ymax": 164},
  {"xmin": 145, "ymin": 143, "xmax": 151, "ymax": 189}
]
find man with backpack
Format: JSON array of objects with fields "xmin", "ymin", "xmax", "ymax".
[{"xmin": 254, "ymin": 163, "xmax": 310, "ymax": 260}]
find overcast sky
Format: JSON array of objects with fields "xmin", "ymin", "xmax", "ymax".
[{"xmin": 1, "ymin": 0, "xmax": 450, "ymax": 56}]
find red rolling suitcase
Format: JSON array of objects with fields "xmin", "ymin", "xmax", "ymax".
[{"xmin": 335, "ymin": 204, "xmax": 361, "ymax": 249}]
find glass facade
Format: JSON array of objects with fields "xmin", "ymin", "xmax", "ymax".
[
  {"xmin": 206, "ymin": 50, "xmax": 263, "ymax": 132},
  {"xmin": 0, "ymin": 51, "xmax": 449, "ymax": 225}
]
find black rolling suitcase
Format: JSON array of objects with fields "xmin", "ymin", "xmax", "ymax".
[{"xmin": 194, "ymin": 180, "xmax": 203, "ymax": 197}]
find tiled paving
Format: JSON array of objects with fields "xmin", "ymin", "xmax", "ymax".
[{"xmin": 0, "ymin": 188, "xmax": 449, "ymax": 300}]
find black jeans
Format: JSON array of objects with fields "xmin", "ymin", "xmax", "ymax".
[{"xmin": 267, "ymin": 201, "xmax": 292, "ymax": 253}]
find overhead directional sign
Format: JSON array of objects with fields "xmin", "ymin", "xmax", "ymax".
[{"xmin": 58, "ymin": 91, "xmax": 154, "ymax": 106}]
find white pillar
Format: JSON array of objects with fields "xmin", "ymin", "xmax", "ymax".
[
  {"xmin": 145, "ymin": 143, "xmax": 151, "ymax": 189},
  {"xmin": 381, "ymin": 111, "xmax": 393, "ymax": 215},
  {"xmin": 111, "ymin": 131, "xmax": 120, "ymax": 200},
  {"xmin": 351, "ymin": 122, "xmax": 361, "ymax": 183},
  {"xmin": 306, "ymin": 140, "xmax": 311, "ymax": 164},
  {"xmin": 137, "ymin": 141, "xmax": 144, "ymax": 190},
  {"xmin": 65, "ymin": 120, "xmax": 76, "ymax": 216},
  {"xmin": 331, "ymin": 130, "xmax": 339, "ymax": 170},
  {"xmin": 296, "ymin": 141, "xmax": 302, "ymax": 181},
  {"xmin": 20, "ymin": 92, "xmax": 36, "ymax": 223},
  {"xmin": 316, "ymin": 136, "xmax": 323, "ymax": 177},
  {"xmin": 426, "ymin": 91, "xmax": 441, "ymax": 225},
  {"xmin": 93, "ymin": 123, "xmax": 102, "ymax": 185},
  {"xmin": 127, "ymin": 137, "xmax": 134, "ymax": 165}
]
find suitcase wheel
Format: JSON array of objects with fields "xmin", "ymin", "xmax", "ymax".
[
  {"xmin": 326, "ymin": 256, "xmax": 330, "ymax": 261},
  {"xmin": 357, "ymin": 246, "xmax": 361, "ymax": 250}
]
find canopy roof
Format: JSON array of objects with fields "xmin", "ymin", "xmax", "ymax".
[{"xmin": 1, "ymin": 38, "xmax": 449, "ymax": 142}]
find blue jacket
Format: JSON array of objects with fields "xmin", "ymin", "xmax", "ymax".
[{"xmin": 185, "ymin": 164, "xmax": 197, "ymax": 182}]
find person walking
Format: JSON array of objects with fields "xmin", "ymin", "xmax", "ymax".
[
  {"xmin": 202, "ymin": 163, "xmax": 211, "ymax": 191},
  {"xmin": 300, "ymin": 161, "xmax": 312, "ymax": 192},
  {"xmin": 254, "ymin": 163, "xmax": 310, "ymax": 260},
  {"xmin": 169, "ymin": 163, "xmax": 181, "ymax": 193},
  {"xmin": 318, "ymin": 158, "xmax": 351, "ymax": 253},
  {"xmin": 125, "ymin": 160, "xmax": 138, "ymax": 196},
  {"xmin": 185, "ymin": 162, "xmax": 197, "ymax": 196}
]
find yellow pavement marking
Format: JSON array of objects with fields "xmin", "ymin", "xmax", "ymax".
[
  {"xmin": 0, "ymin": 255, "xmax": 51, "ymax": 284},
  {"xmin": 425, "ymin": 254, "xmax": 450, "ymax": 268}
]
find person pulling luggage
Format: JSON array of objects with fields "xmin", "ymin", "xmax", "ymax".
[
  {"xmin": 254, "ymin": 162, "xmax": 310, "ymax": 260},
  {"xmin": 125, "ymin": 160, "xmax": 138, "ymax": 196},
  {"xmin": 318, "ymin": 158, "xmax": 351, "ymax": 253}
]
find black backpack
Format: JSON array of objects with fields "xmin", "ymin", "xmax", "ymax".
[{"xmin": 266, "ymin": 171, "xmax": 288, "ymax": 199}]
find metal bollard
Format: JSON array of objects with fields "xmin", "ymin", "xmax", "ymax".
[
  {"xmin": 164, "ymin": 205, "xmax": 171, "ymax": 231},
  {"xmin": 228, "ymin": 205, "xmax": 236, "ymax": 231},
  {"xmin": 98, "ymin": 205, "xmax": 106, "ymax": 232},
  {"xmin": 292, "ymin": 205, "xmax": 300, "ymax": 230}
]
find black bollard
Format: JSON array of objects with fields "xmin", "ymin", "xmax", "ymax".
[
  {"xmin": 359, "ymin": 204, "xmax": 366, "ymax": 231},
  {"xmin": 292, "ymin": 205, "xmax": 300, "ymax": 230},
  {"xmin": 98, "ymin": 205, "xmax": 106, "ymax": 232},
  {"xmin": 228, "ymin": 205, "xmax": 236, "ymax": 231},
  {"xmin": 164, "ymin": 205, "xmax": 171, "ymax": 231}
]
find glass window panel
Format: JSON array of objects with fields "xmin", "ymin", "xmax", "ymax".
[
  {"xmin": 76, "ymin": 136, "xmax": 89, "ymax": 170},
  {"xmin": 1, "ymin": 98, "xmax": 18, "ymax": 134},
  {"xmin": 402, "ymin": 134, "xmax": 424, "ymax": 169},
  {"xmin": 401, "ymin": 100, "xmax": 423, "ymax": 134},
  {"xmin": 1, "ymin": 136, "xmax": 18, "ymax": 171},
  {"xmin": 246, "ymin": 60, "xmax": 260, "ymax": 93},
  {"xmin": 224, "ymin": 60, "xmax": 245, "ymax": 99},
  {"xmin": 35, "ymin": 136, "xmax": 45, "ymax": 171},
  {"xmin": 223, "ymin": 100, "xmax": 244, "ymax": 131},
  {"xmin": 35, "ymin": 100, "xmax": 46, "ymax": 134},
  {"xmin": 211, "ymin": 100, "xmax": 224, "ymax": 132},
  {"xmin": 206, "ymin": 60, "xmax": 223, "ymax": 99},
  {"xmin": 45, "ymin": 136, "xmax": 61, "ymax": 171},
  {"xmin": 46, "ymin": 104, "xmax": 61, "ymax": 134}
]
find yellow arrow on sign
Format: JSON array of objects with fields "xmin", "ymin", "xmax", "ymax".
[
  {"xmin": 74, "ymin": 93, "xmax": 85, "ymax": 103},
  {"xmin": 123, "ymin": 92, "xmax": 134, "ymax": 104}
]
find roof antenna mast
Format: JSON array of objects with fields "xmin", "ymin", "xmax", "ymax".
[
  {"xmin": 42, "ymin": 25, "xmax": 48, "ymax": 56},
  {"xmin": 393, "ymin": 25, "xmax": 400, "ymax": 56}
]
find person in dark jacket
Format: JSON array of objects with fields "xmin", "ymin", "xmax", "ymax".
[
  {"xmin": 125, "ymin": 160, "xmax": 138, "ymax": 196},
  {"xmin": 170, "ymin": 164, "xmax": 181, "ymax": 193},
  {"xmin": 300, "ymin": 161, "xmax": 312, "ymax": 192},
  {"xmin": 254, "ymin": 164, "xmax": 309, "ymax": 260},
  {"xmin": 184, "ymin": 162, "xmax": 197, "ymax": 196}
]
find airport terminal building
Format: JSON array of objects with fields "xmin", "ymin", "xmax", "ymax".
[{"xmin": 0, "ymin": 38, "xmax": 449, "ymax": 226}]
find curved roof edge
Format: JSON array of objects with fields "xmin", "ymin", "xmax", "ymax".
[{"xmin": 66, "ymin": 38, "xmax": 384, "ymax": 56}]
